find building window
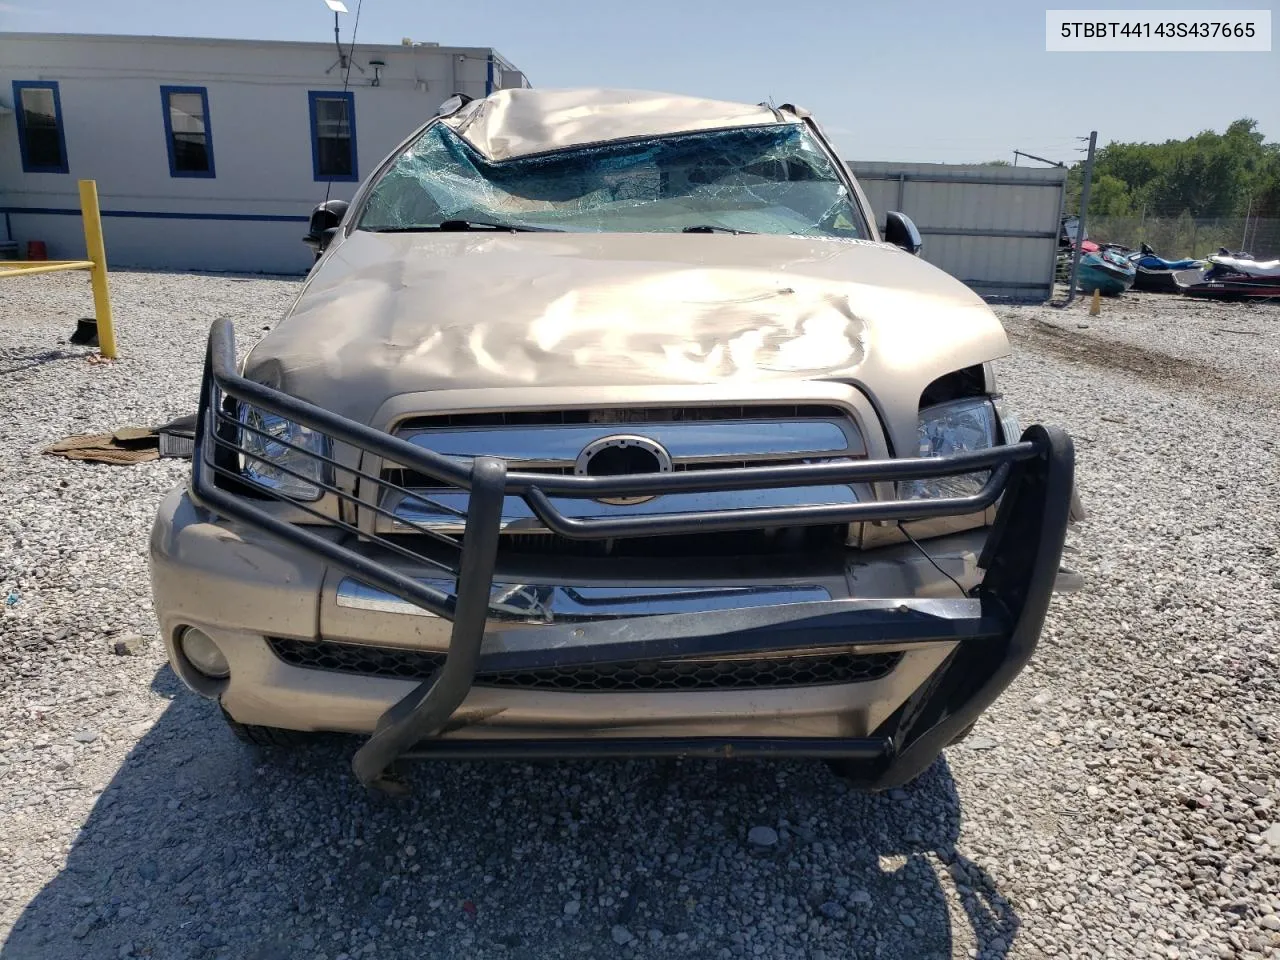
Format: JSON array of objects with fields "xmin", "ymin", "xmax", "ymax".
[
  {"xmin": 161, "ymin": 86, "xmax": 215, "ymax": 178},
  {"xmin": 308, "ymin": 91, "xmax": 358, "ymax": 182},
  {"xmin": 13, "ymin": 81, "xmax": 69, "ymax": 174}
]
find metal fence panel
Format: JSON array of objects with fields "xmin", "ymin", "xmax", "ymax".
[{"xmin": 847, "ymin": 161, "xmax": 1067, "ymax": 302}]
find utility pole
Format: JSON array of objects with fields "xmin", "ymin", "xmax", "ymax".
[{"xmin": 1066, "ymin": 130, "xmax": 1097, "ymax": 303}]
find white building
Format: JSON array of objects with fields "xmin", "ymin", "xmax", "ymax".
[{"xmin": 0, "ymin": 32, "xmax": 528, "ymax": 274}]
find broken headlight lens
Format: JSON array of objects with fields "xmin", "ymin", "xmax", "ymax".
[
  {"xmin": 239, "ymin": 405, "xmax": 331, "ymax": 501},
  {"xmin": 991, "ymin": 396, "xmax": 1022, "ymax": 445},
  {"xmin": 897, "ymin": 397, "xmax": 997, "ymax": 500}
]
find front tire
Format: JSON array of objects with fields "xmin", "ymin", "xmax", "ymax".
[{"xmin": 220, "ymin": 704, "xmax": 312, "ymax": 748}]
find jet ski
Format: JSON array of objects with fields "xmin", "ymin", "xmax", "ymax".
[
  {"xmin": 1176, "ymin": 252, "xmax": 1280, "ymax": 300},
  {"xmin": 1129, "ymin": 243, "xmax": 1205, "ymax": 293},
  {"xmin": 1060, "ymin": 216, "xmax": 1100, "ymax": 254},
  {"xmin": 1100, "ymin": 242, "xmax": 1135, "ymax": 256},
  {"xmin": 1078, "ymin": 248, "xmax": 1136, "ymax": 296}
]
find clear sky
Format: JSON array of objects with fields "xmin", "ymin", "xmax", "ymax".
[{"xmin": 2, "ymin": 0, "xmax": 1276, "ymax": 163}]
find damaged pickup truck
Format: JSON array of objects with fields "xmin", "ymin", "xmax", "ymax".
[{"xmin": 150, "ymin": 87, "xmax": 1080, "ymax": 792}]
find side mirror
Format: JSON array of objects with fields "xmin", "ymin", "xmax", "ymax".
[
  {"xmin": 884, "ymin": 211, "xmax": 922, "ymax": 256},
  {"xmin": 304, "ymin": 200, "xmax": 350, "ymax": 259}
]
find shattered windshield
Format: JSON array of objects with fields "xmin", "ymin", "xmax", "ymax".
[{"xmin": 357, "ymin": 122, "xmax": 866, "ymax": 238}]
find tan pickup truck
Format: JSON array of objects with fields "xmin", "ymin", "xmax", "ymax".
[{"xmin": 150, "ymin": 87, "xmax": 1079, "ymax": 792}]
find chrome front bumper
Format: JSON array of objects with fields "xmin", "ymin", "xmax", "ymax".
[
  {"xmin": 335, "ymin": 578, "xmax": 838, "ymax": 621},
  {"xmin": 153, "ymin": 486, "xmax": 987, "ymax": 739}
]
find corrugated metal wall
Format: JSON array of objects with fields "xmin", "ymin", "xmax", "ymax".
[{"xmin": 846, "ymin": 162, "xmax": 1066, "ymax": 302}]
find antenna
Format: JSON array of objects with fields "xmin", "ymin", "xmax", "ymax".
[
  {"xmin": 323, "ymin": 0, "xmax": 364, "ymax": 75},
  {"xmin": 324, "ymin": 0, "xmax": 349, "ymax": 69}
]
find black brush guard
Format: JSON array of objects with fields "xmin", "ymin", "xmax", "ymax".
[{"xmin": 191, "ymin": 319, "xmax": 1075, "ymax": 790}]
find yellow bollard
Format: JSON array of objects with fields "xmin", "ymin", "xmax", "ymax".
[
  {"xmin": 1089, "ymin": 289, "xmax": 1101, "ymax": 317},
  {"xmin": 78, "ymin": 179, "xmax": 117, "ymax": 358}
]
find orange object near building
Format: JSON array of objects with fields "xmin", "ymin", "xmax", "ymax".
[{"xmin": 25, "ymin": 240, "xmax": 48, "ymax": 260}]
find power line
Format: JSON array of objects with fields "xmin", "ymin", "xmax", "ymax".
[
  {"xmin": 324, "ymin": 0, "xmax": 363, "ymax": 206},
  {"xmin": 341, "ymin": 0, "xmax": 364, "ymax": 90}
]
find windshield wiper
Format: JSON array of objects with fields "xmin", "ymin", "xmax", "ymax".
[
  {"xmin": 681, "ymin": 225, "xmax": 755, "ymax": 235},
  {"xmin": 370, "ymin": 219, "xmax": 562, "ymax": 233},
  {"xmin": 439, "ymin": 219, "xmax": 563, "ymax": 232}
]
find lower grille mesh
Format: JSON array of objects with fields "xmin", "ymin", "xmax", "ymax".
[{"xmin": 267, "ymin": 637, "xmax": 901, "ymax": 692}]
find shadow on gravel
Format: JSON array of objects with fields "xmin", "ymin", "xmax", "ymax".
[
  {"xmin": 0, "ymin": 347, "xmax": 89, "ymax": 376},
  {"xmin": 4, "ymin": 670, "xmax": 1019, "ymax": 960}
]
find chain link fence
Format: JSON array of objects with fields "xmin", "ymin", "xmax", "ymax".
[{"xmin": 1084, "ymin": 215, "xmax": 1279, "ymax": 260}]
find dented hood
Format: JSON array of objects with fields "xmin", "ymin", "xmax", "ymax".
[{"xmin": 244, "ymin": 231, "xmax": 1009, "ymax": 431}]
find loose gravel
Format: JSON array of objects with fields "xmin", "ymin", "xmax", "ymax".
[{"xmin": 1, "ymin": 272, "xmax": 1279, "ymax": 960}]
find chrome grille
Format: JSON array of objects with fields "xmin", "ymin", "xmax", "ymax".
[
  {"xmin": 267, "ymin": 637, "xmax": 902, "ymax": 691},
  {"xmin": 374, "ymin": 405, "xmax": 868, "ymax": 535}
]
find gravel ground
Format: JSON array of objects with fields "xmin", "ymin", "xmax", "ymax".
[{"xmin": 1, "ymin": 272, "xmax": 1279, "ymax": 960}]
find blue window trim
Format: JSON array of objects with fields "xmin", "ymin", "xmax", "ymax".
[
  {"xmin": 160, "ymin": 85, "xmax": 216, "ymax": 179},
  {"xmin": 12, "ymin": 80, "xmax": 70, "ymax": 174},
  {"xmin": 307, "ymin": 90, "xmax": 358, "ymax": 183}
]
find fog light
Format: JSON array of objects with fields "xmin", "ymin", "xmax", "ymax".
[{"xmin": 180, "ymin": 627, "xmax": 230, "ymax": 679}]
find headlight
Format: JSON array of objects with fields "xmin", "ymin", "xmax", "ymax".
[
  {"xmin": 898, "ymin": 397, "xmax": 998, "ymax": 500},
  {"xmin": 239, "ymin": 405, "xmax": 331, "ymax": 500}
]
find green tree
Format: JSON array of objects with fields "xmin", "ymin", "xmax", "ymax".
[
  {"xmin": 1062, "ymin": 119, "xmax": 1274, "ymax": 219},
  {"xmin": 1247, "ymin": 142, "xmax": 1280, "ymax": 217},
  {"xmin": 1087, "ymin": 174, "xmax": 1133, "ymax": 216}
]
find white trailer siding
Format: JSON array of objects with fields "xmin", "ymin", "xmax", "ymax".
[
  {"xmin": 0, "ymin": 33, "xmax": 527, "ymax": 274},
  {"xmin": 847, "ymin": 162, "xmax": 1066, "ymax": 302}
]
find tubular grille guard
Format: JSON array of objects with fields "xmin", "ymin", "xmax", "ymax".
[
  {"xmin": 194, "ymin": 318, "xmax": 1041, "ymax": 575},
  {"xmin": 189, "ymin": 318, "xmax": 1070, "ymax": 789}
]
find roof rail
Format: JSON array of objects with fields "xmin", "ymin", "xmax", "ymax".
[{"xmin": 757, "ymin": 101, "xmax": 786, "ymax": 122}]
